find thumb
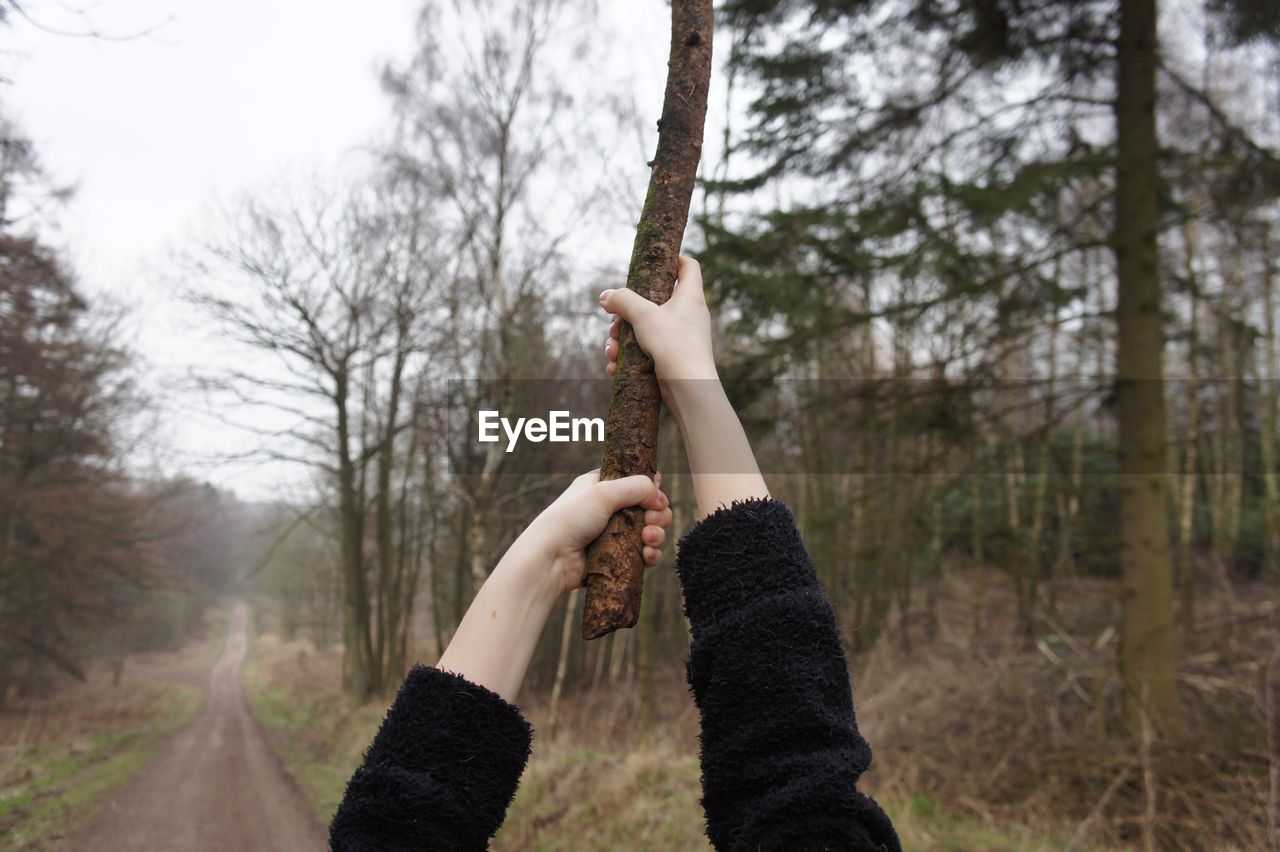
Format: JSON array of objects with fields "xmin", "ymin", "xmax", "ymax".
[
  {"xmin": 673, "ymin": 255, "xmax": 705, "ymax": 304},
  {"xmin": 588, "ymin": 474, "xmax": 659, "ymax": 517},
  {"xmin": 600, "ymin": 287, "xmax": 656, "ymax": 324}
]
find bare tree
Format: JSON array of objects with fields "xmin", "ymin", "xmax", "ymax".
[
  {"xmin": 190, "ymin": 182, "xmax": 444, "ymax": 701},
  {"xmin": 381, "ymin": 0, "xmax": 600, "ymax": 604}
]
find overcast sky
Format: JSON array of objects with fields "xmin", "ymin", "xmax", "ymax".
[{"xmin": 2, "ymin": 0, "xmax": 676, "ymax": 500}]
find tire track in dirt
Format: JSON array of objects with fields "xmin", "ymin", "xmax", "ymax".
[{"xmin": 74, "ymin": 602, "xmax": 327, "ymax": 851}]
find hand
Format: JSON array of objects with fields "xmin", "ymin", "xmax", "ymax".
[
  {"xmin": 524, "ymin": 469, "xmax": 673, "ymax": 597},
  {"xmin": 599, "ymin": 257, "xmax": 768, "ymax": 520},
  {"xmin": 601, "ymin": 256, "xmax": 717, "ymax": 390},
  {"xmin": 435, "ymin": 469, "xmax": 672, "ymax": 703}
]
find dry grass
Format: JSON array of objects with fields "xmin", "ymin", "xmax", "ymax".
[
  {"xmin": 858, "ymin": 569, "xmax": 1277, "ymax": 851},
  {"xmin": 246, "ymin": 574, "xmax": 1277, "ymax": 851},
  {"xmin": 493, "ymin": 737, "xmax": 711, "ymax": 851},
  {"xmin": 246, "ymin": 637, "xmax": 1072, "ymax": 849}
]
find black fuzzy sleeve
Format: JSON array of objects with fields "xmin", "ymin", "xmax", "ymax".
[
  {"xmin": 675, "ymin": 498, "xmax": 901, "ymax": 852},
  {"xmin": 329, "ymin": 664, "xmax": 533, "ymax": 851}
]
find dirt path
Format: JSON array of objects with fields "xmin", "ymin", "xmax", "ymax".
[{"xmin": 74, "ymin": 602, "xmax": 328, "ymax": 851}]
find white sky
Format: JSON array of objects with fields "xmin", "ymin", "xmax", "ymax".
[
  {"xmin": 1, "ymin": 0, "xmax": 683, "ymax": 500},
  {"xmin": 4, "ymin": 0, "xmax": 425, "ymax": 288}
]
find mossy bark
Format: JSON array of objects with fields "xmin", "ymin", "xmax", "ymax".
[{"xmin": 581, "ymin": 0, "xmax": 713, "ymax": 640}]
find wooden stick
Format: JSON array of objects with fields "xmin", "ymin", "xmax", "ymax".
[{"xmin": 581, "ymin": 0, "xmax": 713, "ymax": 640}]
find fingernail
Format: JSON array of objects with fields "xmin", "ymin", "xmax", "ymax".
[{"xmin": 599, "ymin": 289, "xmax": 612, "ymax": 302}]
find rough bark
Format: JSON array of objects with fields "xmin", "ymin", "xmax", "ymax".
[
  {"xmin": 581, "ymin": 0, "xmax": 713, "ymax": 640},
  {"xmin": 1114, "ymin": 0, "xmax": 1184, "ymax": 737}
]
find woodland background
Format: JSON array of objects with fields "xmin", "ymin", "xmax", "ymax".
[{"xmin": 2, "ymin": 0, "xmax": 1279, "ymax": 849}]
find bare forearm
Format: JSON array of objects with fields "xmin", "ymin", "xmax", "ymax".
[
  {"xmin": 668, "ymin": 376, "xmax": 769, "ymax": 519},
  {"xmin": 436, "ymin": 470, "xmax": 670, "ymax": 703},
  {"xmin": 600, "ymin": 258, "xmax": 766, "ymax": 517},
  {"xmin": 436, "ymin": 536, "xmax": 560, "ymax": 704}
]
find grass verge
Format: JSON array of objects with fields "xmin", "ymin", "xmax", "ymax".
[
  {"xmin": 885, "ymin": 794, "xmax": 1073, "ymax": 851},
  {"xmin": 243, "ymin": 633, "xmax": 385, "ymax": 822},
  {"xmin": 0, "ymin": 685, "xmax": 200, "ymax": 850}
]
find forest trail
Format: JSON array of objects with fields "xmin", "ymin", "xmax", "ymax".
[{"xmin": 73, "ymin": 602, "xmax": 327, "ymax": 851}]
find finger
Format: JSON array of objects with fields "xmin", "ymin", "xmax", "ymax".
[
  {"xmin": 600, "ymin": 287, "xmax": 657, "ymax": 325},
  {"xmin": 642, "ymin": 525, "xmax": 665, "ymax": 547},
  {"xmin": 606, "ymin": 362, "xmax": 616, "ymax": 377},
  {"xmin": 674, "ymin": 255, "xmax": 705, "ymax": 304},
  {"xmin": 609, "ymin": 317, "xmax": 620, "ymax": 338},
  {"xmin": 638, "ymin": 487, "xmax": 667, "ymax": 512},
  {"xmin": 644, "ymin": 506, "xmax": 673, "ymax": 528},
  {"xmin": 570, "ymin": 469, "xmax": 601, "ymax": 492},
  {"xmin": 606, "ymin": 337, "xmax": 618, "ymax": 361},
  {"xmin": 643, "ymin": 545, "xmax": 662, "ymax": 565},
  {"xmin": 590, "ymin": 473, "xmax": 659, "ymax": 516}
]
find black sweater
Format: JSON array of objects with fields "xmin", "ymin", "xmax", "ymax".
[{"xmin": 329, "ymin": 499, "xmax": 900, "ymax": 851}]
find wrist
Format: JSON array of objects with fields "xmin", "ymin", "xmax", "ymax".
[
  {"xmin": 659, "ymin": 351, "xmax": 718, "ymax": 384},
  {"xmin": 665, "ymin": 371, "xmax": 726, "ymax": 436},
  {"xmin": 497, "ymin": 530, "xmax": 565, "ymax": 611}
]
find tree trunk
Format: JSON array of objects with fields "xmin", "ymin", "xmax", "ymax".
[
  {"xmin": 336, "ymin": 367, "xmax": 373, "ymax": 702},
  {"xmin": 1178, "ymin": 212, "xmax": 1203, "ymax": 629},
  {"xmin": 372, "ymin": 342, "xmax": 408, "ymax": 694},
  {"xmin": 1207, "ymin": 240, "xmax": 1245, "ymax": 584},
  {"xmin": 970, "ymin": 458, "xmax": 986, "ymax": 640},
  {"xmin": 1265, "ymin": 648, "xmax": 1280, "ymax": 849},
  {"xmin": 1029, "ymin": 298, "xmax": 1059, "ymax": 630},
  {"xmin": 547, "ymin": 589, "xmax": 579, "ymax": 736},
  {"xmin": 926, "ymin": 466, "xmax": 943, "ymax": 643},
  {"xmin": 467, "ymin": 439, "xmax": 503, "ymax": 597},
  {"xmin": 582, "ymin": 0, "xmax": 714, "ymax": 640},
  {"xmin": 1260, "ymin": 230, "xmax": 1280, "ymax": 583},
  {"xmin": 1052, "ymin": 308, "xmax": 1087, "ymax": 616},
  {"xmin": 1113, "ymin": 0, "xmax": 1184, "ymax": 738},
  {"xmin": 853, "ymin": 278, "xmax": 883, "ymax": 652},
  {"xmin": 637, "ymin": 565, "xmax": 660, "ymax": 740}
]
